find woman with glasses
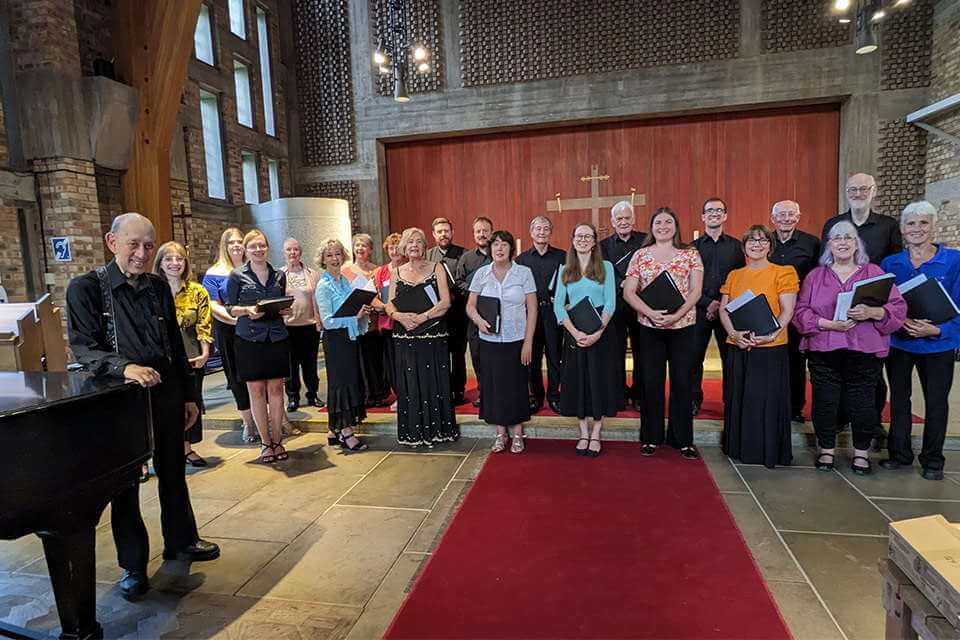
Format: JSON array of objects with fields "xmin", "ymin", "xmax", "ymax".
[
  {"xmin": 719, "ymin": 225, "xmax": 799, "ymax": 468},
  {"xmin": 793, "ymin": 221, "xmax": 906, "ymax": 474},
  {"xmin": 553, "ymin": 223, "xmax": 619, "ymax": 457},
  {"xmin": 624, "ymin": 207, "xmax": 704, "ymax": 459}
]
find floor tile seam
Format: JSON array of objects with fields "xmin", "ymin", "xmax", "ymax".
[
  {"xmin": 730, "ymin": 461, "xmax": 850, "ymax": 640},
  {"xmin": 830, "ymin": 469, "xmax": 895, "ymax": 522},
  {"xmin": 333, "ymin": 504, "xmax": 431, "ymax": 513},
  {"xmin": 437, "ymin": 450, "xmax": 476, "ymax": 498},
  {"xmin": 867, "ymin": 495, "xmax": 960, "ymax": 503},
  {"xmin": 387, "ymin": 451, "xmax": 468, "ymax": 458},
  {"xmin": 229, "ymin": 593, "xmax": 365, "ymax": 609},
  {"xmin": 776, "ymin": 529, "xmax": 888, "ymax": 539},
  {"xmin": 736, "ymin": 463, "xmax": 819, "ymax": 470}
]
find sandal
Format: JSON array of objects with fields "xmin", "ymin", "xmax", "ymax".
[
  {"xmin": 640, "ymin": 444, "xmax": 657, "ymax": 456},
  {"xmin": 586, "ymin": 439, "xmax": 602, "ymax": 458},
  {"xmin": 272, "ymin": 441, "xmax": 289, "ymax": 461},
  {"xmin": 680, "ymin": 445, "xmax": 700, "ymax": 460},
  {"xmin": 510, "ymin": 435, "xmax": 524, "ymax": 454},
  {"xmin": 575, "ymin": 438, "xmax": 589, "ymax": 456},
  {"xmin": 815, "ymin": 452, "xmax": 835, "ymax": 471},
  {"xmin": 185, "ymin": 451, "xmax": 208, "ymax": 467},
  {"xmin": 327, "ymin": 431, "xmax": 341, "ymax": 446},
  {"xmin": 258, "ymin": 444, "xmax": 276, "ymax": 464},
  {"xmin": 491, "ymin": 434, "xmax": 507, "ymax": 453},
  {"xmin": 852, "ymin": 455, "xmax": 872, "ymax": 476},
  {"xmin": 242, "ymin": 424, "xmax": 260, "ymax": 444},
  {"xmin": 139, "ymin": 464, "xmax": 151, "ymax": 483},
  {"xmin": 339, "ymin": 430, "xmax": 368, "ymax": 453}
]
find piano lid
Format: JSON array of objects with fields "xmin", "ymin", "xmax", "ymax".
[{"xmin": 0, "ymin": 372, "xmax": 131, "ymax": 418}]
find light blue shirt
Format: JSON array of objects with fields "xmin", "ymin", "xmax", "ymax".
[
  {"xmin": 315, "ymin": 271, "xmax": 369, "ymax": 340},
  {"xmin": 553, "ymin": 261, "xmax": 616, "ymax": 325}
]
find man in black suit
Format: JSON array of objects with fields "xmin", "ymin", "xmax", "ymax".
[
  {"xmin": 426, "ymin": 217, "xmax": 467, "ymax": 405},
  {"xmin": 599, "ymin": 201, "xmax": 646, "ymax": 410},
  {"xmin": 455, "ymin": 216, "xmax": 494, "ymax": 407}
]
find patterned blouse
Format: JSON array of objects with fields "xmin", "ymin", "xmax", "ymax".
[
  {"xmin": 173, "ymin": 280, "xmax": 213, "ymax": 358},
  {"xmin": 626, "ymin": 247, "xmax": 703, "ymax": 329}
]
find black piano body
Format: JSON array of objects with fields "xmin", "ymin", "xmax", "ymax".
[{"xmin": 0, "ymin": 372, "xmax": 151, "ymax": 640}]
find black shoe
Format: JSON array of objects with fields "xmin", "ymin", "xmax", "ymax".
[
  {"xmin": 119, "ymin": 569, "xmax": 149, "ymax": 601},
  {"xmin": 815, "ymin": 453, "xmax": 835, "ymax": 471},
  {"xmin": 286, "ymin": 399, "xmax": 299, "ymax": 412},
  {"xmin": 691, "ymin": 402, "xmax": 700, "ymax": 418},
  {"xmin": 922, "ymin": 468, "xmax": 945, "ymax": 481},
  {"xmin": 184, "ymin": 451, "xmax": 208, "ymax": 467},
  {"xmin": 879, "ymin": 458, "xmax": 903, "ymax": 470},
  {"xmin": 307, "ymin": 397, "xmax": 326, "ymax": 409},
  {"xmin": 548, "ymin": 400, "xmax": 561, "ymax": 414},
  {"xmin": 452, "ymin": 391, "xmax": 466, "ymax": 405},
  {"xmin": 575, "ymin": 438, "xmax": 589, "ymax": 456},
  {"xmin": 640, "ymin": 444, "xmax": 656, "ymax": 456},
  {"xmin": 528, "ymin": 399, "xmax": 543, "ymax": 414},
  {"xmin": 585, "ymin": 439, "xmax": 602, "ymax": 458},
  {"xmin": 852, "ymin": 456, "xmax": 872, "ymax": 476},
  {"xmin": 163, "ymin": 539, "xmax": 221, "ymax": 562},
  {"xmin": 472, "ymin": 399, "xmax": 481, "ymax": 408},
  {"xmin": 680, "ymin": 445, "xmax": 700, "ymax": 460}
]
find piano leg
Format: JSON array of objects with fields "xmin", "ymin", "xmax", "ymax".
[{"xmin": 38, "ymin": 528, "xmax": 103, "ymax": 640}]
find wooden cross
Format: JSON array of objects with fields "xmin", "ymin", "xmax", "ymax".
[{"xmin": 546, "ymin": 164, "xmax": 645, "ymax": 233}]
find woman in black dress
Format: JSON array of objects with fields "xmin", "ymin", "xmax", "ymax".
[{"xmin": 384, "ymin": 227, "xmax": 459, "ymax": 447}]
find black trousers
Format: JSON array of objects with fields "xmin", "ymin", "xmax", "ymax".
[
  {"xmin": 808, "ymin": 350, "xmax": 883, "ymax": 450},
  {"xmin": 692, "ymin": 308, "xmax": 729, "ymax": 406},
  {"xmin": 447, "ymin": 303, "xmax": 468, "ymax": 395},
  {"xmin": 469, "ymin": 329, "xmax": 482, "ymax": 385},
  {"xmin": 786, "ymin": 325, "xmax": 807, "ymax": 417},
  {"xmin": 112, "ymin": 374, "xmax": 200, "ymax": 571},
  {"xmin": 286, "ymin": 324, "xmax": 320, "ymax": 401},
  {"xmin": 184, "ymin": 368, "xmax": 204, "ymax": 444},
  {"xmin": 638, "ymin": 325, "xmax": 697, "ymax": 448},
  {"xmin": 886, "ymin": 348, "xmax": 955, "ymax": 471},
  {"xmin": 214, "ymin": 320, "xmax": 250, "ymax": 411},
  {"xmin": 611, "ymin": 303, "xmax": 643, "ymax": 402},
  {"xmin": 529, "ymin": 300, "xmax": 562, "ymax": 404}
]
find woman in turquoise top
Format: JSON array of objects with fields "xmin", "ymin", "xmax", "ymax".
[
  {"xmin": 553, "ymin": 222, "xmax": 619, "ymax": 456},
  {"xmin": 315, "ymin": 238, "xmax": 370, "ymax": 452}
]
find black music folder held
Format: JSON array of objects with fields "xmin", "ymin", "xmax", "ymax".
[
  {"xmin": 638, "ymin": 270, "xmax": 685, "ymax": 313},
  {"xmin": 392, "ymin": 282, "xmax": 440, "ymax": 334},
  {"xmin": 899, "ymin": 274, "xmax": 960, "ymax": 324},
  {"xmin": 850, "ymin": 272, "xmax": 896, "ymax": 307},
  {"xmin": 567, "ymin": 297, "xmax": 603, "ymax": 334},
  {"xmin": 332, "ymin": 289, "xmax": 378, "ymax": 318},
  {"xmin": 476, "ymin": 295, "xmax": 501, "ymax": 334},
  {"xmin": 725, "ymin": 290, "xmax": 781, "ymax": 336},
  {"xmin": 255, "ymin": 296, "xmax": 294, "ymax": 318}
]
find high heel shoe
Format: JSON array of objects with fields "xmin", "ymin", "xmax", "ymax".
[
  {"xmin": 339, "ymin": 430, "xmax": 368, "ymax": 453},
  {"xmin": 585, "ymin": 438, "xmax": 602, "ymax": 458},
  {"xmin": 575, "ymin": 438, "xmax": 589, "ymax": 456}
]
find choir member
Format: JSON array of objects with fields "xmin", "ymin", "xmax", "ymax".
[
  {"xmin": 345, "ymin": 233, "xmax": 391, "ymax": 407},
  {"xmin": 154, "ymin": 241, "xmax": 213, "ymax": 467},
  {"xmin": 426, "ymin": 217, "xmax": 468, "ymax": 405},
  {"xmin": 769, "ymin": 200, "xmax": 821, "ymax": 423},
  {"xmin": 515, "ymin": 215, "xmax": 565, "ymax": 414},
  {"xmin": 719, "ymin": 225, "xmax": 799, "ymax": 468},
  {"xmin": 691, "ymin": 197, "xmax": 744, "ymax": 417},
  {"xmin": 314, "ymin": 239, "xmax": 369, "ymax": 452},
  {"xmin": 386, "ymin": 227, "xmax": 460, "ymax": 446},
  {"xmin": 67, "ymin": 213, "xmax": 219, "ymax": 601},
  {"xmin": 623, "ymin": 207, "xmax": 704, "ymax": 459},
  {"xmin": 880, "ymin": 201, "xmax": 960, "ymax": 480},
  {"xmin": 554, "ymin": 223, "xmax": 619, "ymax": 456},
  {"xmin": 202, "ymin": 228, "xmax": 257, "ymax": 443},
  {"xmin": 280, "ymin": 238, "xmax": 324, "ymax": 411},
  {"xmin": 372, "ymin": 232, "xmax": 407, "ymax": 405},
  {"xmin": 455, "ymin": 216, "xmax": 494, "ymax": 407},
  {"xmin": 225, "ymin": 230, "xmax": 292, "ymax": 463},
  {"xmin": 467, "ymin": 230, "xmax": 538, "ymax": 452},
  {"xmin": 793, "ymin": 222, "xmax": 905, "ymax": 474},
  {"xmin": 599, "ymin": 201, "xmax": 647, "ymax": 410}
]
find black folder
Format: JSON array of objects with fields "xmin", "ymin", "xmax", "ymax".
[
  {"xmin": 851, "ymin": 273, "xmax": 896, "ymax": 307},
  {"xmin": 392, "ymin": 283, "xmax": 440, "ymax": 335},
  {"xmin": 567, "ymin": 297, "xmax": 603, "ymax": 334},
  {"xmin": 476, "ymin": 295, "xmax": 501, "ymax": 334},
  {"xmin": 902, "ymin": 278, "xmax": 960, "ymax": 324},
  {"xmin": 255, "ymin": 296, "xmax": 294, "ymax": 318},
  {"xmin": 638, "ymin": 270, "xmax": 685, "ymax": 313},
  {"xmin": 727, "ymin": 293, "xmax": 781, "ymax": 336},
  {"xmin": 332, "ymin": 288, "xmax": 377, "ymax": 318}
]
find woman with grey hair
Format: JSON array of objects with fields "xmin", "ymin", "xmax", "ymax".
[
  {"xmin": 793, "ymin": 221, "xmax": 906, "ymax": 474},
  {"xmin": 880, "ymin": 201, "xmax": 960, "ymax": 480}
]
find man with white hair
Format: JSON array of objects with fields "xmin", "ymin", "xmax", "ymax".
[
  {"xmin": 67, "ymin": 213, "xmax": 220, "ymax": 600},
  {"xmin": 880, "ymin": 201, "xmax": 960, "ymax": 481},
  {"xmin": 770, "ymin": 200, "xmax": 821, "ymax": 423},
  {"xmin": 600, "ymin": 201, "xmax": 647, "ymax": 410}
]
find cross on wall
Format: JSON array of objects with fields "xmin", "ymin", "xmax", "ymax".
[{"xmin": 545, "ymin": 164, "xmax": 645, "ymax": 234}]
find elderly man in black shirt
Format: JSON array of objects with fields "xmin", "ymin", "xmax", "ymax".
[
  {"xmin": 515, "ymin": 215, "xmax": 566, "ymax": 414},
  {"xmin": 600, "ymin": 201, "xmax": 647, "ymax": 410},
  {"xmin": 691, "ymin": 197, "xmax": 744, "ymax": 416},
  {"xmin": 455, "ymin": 216, "xmax": 494, "ymax": 407},
  {"xmin": 67, "ymin": 213, "xmax": 220, "ymax": 601},
  {"xmin": 426, "ymin": 217, "xmax": 468, "ymax": 405},
  {"xmin": 769, "ymin": 200, "xmax": 821, "ymax": 422}
]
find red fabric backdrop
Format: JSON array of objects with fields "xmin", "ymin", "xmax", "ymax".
[{"xmin": 384, "ymin": 104, "xmax": 840, "ymax": 248}]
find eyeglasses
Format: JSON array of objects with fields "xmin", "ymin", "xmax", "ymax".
[
  {"xmin": 846, "ymin": 185, "xmax": 874, "ymax": 194},
  {"xmin": 830, "ymin": 235, "xmax": 856, "ymax": 242},
  {"xmin": 745, "ymin": 237, "xmax": 770, "ymax": 245},
  {"xmin": 573, "ymin": 234, "xmax": 596, "ymax": 241},
  {"xmin": 704, "ymin": 207, "xmax": 726, "ymax": 215}
]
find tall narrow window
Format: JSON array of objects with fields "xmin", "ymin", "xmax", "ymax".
[
  {"xmin": 229, "ymin": 0, "xmax": 246, "ymax": 38},
  {"xmin": 242, "ymin": 152, "xmax": 259, "ymax": 205},
  {"xmin": 194, "ymin": 4, "xmax": 215, "ymax": 65},
  {"xmin": 234, "ymin": 61, "xmax": 253, "ymax": 127},
  {"xmin": 267, "ymin": 159, "xmax": 280, "ymax": 201},
  {"xmin": 199, "ymin": 90, "xmax": 226, "ymax": 199},
  {"xmin": 256, "ymin": 8, "xmax": 275, "ymax": 136}
]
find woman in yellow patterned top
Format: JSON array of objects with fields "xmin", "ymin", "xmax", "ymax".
[{"xmin": 154, "ymin": 241, "xmax": 214, "ymax": 467}]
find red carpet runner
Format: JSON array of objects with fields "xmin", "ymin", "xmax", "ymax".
[{"xmin": 385, "ymin": 440, "xmax": 791, "ymax": 639}]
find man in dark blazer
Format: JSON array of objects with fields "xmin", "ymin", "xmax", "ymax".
[{"xmin": 426, "ymin": 217, "xmax": 468, "ymax": 405}]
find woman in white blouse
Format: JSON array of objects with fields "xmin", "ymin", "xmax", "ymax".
[{"xmin": 466, "ymin": 230, "xmax": 538, "ymax": 453}]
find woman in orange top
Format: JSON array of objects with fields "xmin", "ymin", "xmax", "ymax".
[{"xmin": 719, "ymin": 224, "xmax": 799, "ymax": 468}]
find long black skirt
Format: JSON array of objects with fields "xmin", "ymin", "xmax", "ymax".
[
  {"xmin": 235, "ymin": 337, "xmax": 290, "ymax": 382},
  {"xmin": 323, "ymin": 329, "xmax": 367, "ymax": 431},
  {"xmin": 723, "ymin": 345, "xmax": 793, "ymax": 468},
  {"xmin": 382, "ymin": 329, "xmax": 396, "ymax": 396},
  {"xmin": 360, "ymin": 330, "xmax": 391, "ymax": 403},
  {"xmin": 478, "ymin": 340, "xmax": 531, "ymax": 426},
  {"xmin": 559, "ymin": 327, "xmax": 621, "ymax": 420},
  {"xmin": 394, "ymin": 334, "xmax": 459, "ymax": 446}
]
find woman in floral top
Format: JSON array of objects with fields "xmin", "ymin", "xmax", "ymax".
[{"xmin": 624, "ymin": 207, "xmax": 704, "ymax": 459}]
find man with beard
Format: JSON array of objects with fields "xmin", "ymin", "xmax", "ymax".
[
  {"xmin": 455, "ymin": 216, "xmax": 494, "ymax": 407},
  {"xmin": 426, "ymin": 217, "xmax": 467, "ymax": 405}
]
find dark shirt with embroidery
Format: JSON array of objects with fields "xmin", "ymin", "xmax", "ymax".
[
  {"xmin": 692, "ymin": 232, "xmax": 746, "ymax": 308},
  {"xmin": 516, "ymin": 245, "xmax": 566, "ymax": 304},
  {"xmin": 821, "ymin": 210, "xmax": 902, "ymax": 265},
  {"xmin": 771, "ymin": 230, "xmax": 821, "ymax": 285},
  {"xmin": 66, "ymin": 259, "xmax": 196, "ymax": 401},
  {"xmin": 224, "ymin": 262, "xmax": 289, "ymax": 343}
]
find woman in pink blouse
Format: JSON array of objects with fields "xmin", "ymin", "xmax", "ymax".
[
  {"xmin": 624, "ymin": 207, "xmax": 704, "ymax": 459},
  {"xmin": 793, "ymin": 221, "xmax": 906, "ymax": 475},
  {"xmin": 372, "ymin": 233, "xmax": 406, "ymax": 406}
]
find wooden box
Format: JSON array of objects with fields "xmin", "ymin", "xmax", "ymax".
[{"xmin": 889, "ymin": 515, "xmax": 960, "ymax": 628}]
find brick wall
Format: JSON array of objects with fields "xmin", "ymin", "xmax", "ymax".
[
  {"xmin": 877, "ymin": 119, "xmax": 928, "ymax": 219},
  {"xmin": 0, "ymin": 201, "xmax": 26, "ymax": 301},
  {"xmin": 94, "ymin": 167, "xmax": 123, "ymax": 262},
  {"xmin": 8, "ymin": 0, "xmax": 81, "ymax": 75},
  {"xmin": 73, "ymin": 0, "xmax": 113, "ymax": 77},
  {"xmin": 0, "ymin": 97, "xmax": 8, "ymax": 167}
]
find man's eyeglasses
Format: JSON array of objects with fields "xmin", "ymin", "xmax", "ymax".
[
  {"xmin": 704, "ymin": 207, "xmax": 726, "ymax": 215},
  {"xmin": 846, "ymin": 185, "xmax": 874, "ymax": 194}
]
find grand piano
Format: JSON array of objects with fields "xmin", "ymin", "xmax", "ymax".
[{"xmin": 0, "ymin": 372, "xmax": 151, "ymax": 640}]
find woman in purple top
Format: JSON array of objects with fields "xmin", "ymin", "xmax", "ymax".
[{"xmin": 793, "ymin": 221, "xmax": 906, "ymax": 475}]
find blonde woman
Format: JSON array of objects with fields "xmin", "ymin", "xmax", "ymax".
[
  {"xmin": 372, "ymin": 232, "xmax": 406, "ymax": 403},
  {"xmin": 155, "ymin": 241, "xmax": 213, "ymax": 467},
  {"xmin": 346, "ymin": 233, "xmax": 391, "ymax": 406}
]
